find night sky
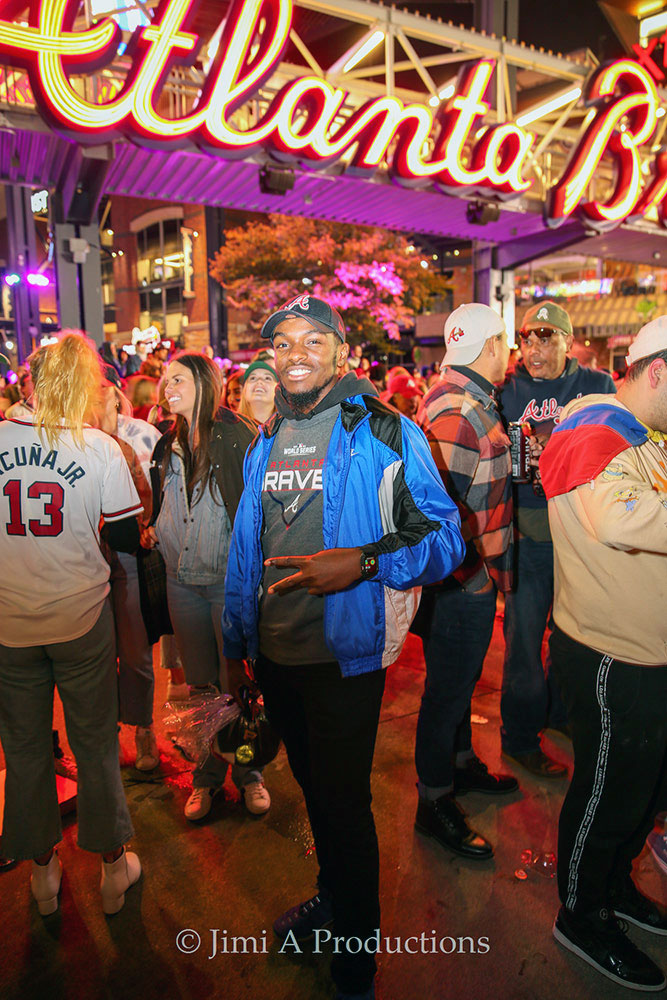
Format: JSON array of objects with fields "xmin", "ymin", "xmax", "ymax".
[
  {"xmin": 405, "ymin": 2, "xmax": 623, "ymax": 61},
  {"xmin": 519, "ymin": 0, "xmax": 623, "ymax": 60}
]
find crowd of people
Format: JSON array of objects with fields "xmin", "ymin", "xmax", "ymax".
[{"xmin": 0, "ymin": 293, "xmax": 665, "ymax": 1000}]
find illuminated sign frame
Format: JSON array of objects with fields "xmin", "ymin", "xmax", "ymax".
[{"xmin": 0, "ymin": 0, "xmax": 665, "ymax": 229}]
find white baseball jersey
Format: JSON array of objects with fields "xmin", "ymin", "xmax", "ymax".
[{"xmin": 0, "ymin": 416, "xmax": 143, "ymax": 646}]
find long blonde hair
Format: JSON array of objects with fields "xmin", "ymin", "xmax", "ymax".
[{"xmin": 34, "ymin": 332, "xmax": 104, "ymax": 447}]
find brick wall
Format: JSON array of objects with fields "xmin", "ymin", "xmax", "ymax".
[{"xmin": 109, "ymin": 196, "xmax": 209, "ymax": 349}]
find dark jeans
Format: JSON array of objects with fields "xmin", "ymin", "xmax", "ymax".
[
  {"xmin": 254, "ymin": 655, "xmax": 386, "ymax": 994},
  {"xmin": 415, "ymin": 584, "xmax": 497, "ymax": 790},
  {"xmin": 550, "ymin": 626, "xmax": 667, "ymax": 915},
  {"xmin": 0, "ymin": 601, "xmax": 134, "ymax": 858},
  {"xmin": 500, "ymin": 536, "xmax": 567, "ymax": 754}
]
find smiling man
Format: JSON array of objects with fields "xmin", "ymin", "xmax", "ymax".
[
  {"xmin": 498, "ymin": 301, "xmax": 616, "ymax": 780},
  {"xmin": 222, "ymin": 294, "xmax": 465, "ymax": 1000}
]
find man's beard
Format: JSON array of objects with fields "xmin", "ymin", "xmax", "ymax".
[
  {"xmin": 282, "ymin": 364, "xmax": 337, "ymax": 413},
  {"xmin": 283, "ymin": 384, "xmax": 326, "ymax": 412}
]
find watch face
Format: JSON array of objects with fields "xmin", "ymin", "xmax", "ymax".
[{"xmin": 361, "ymin": 554, "xmax": 378, "ymax": 578}]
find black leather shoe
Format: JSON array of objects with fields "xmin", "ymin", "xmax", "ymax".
[
  {"xmin": 415, "ymin": 794, "xmax": 493, "ymax": 859},
  {"xmin": 610, "ymin": 880, "xmax": 667, "ymax": 937},
  {"xmin": 553, "ymin": 905, "xmax": 666, "ymax": 991},
  {"xmin": 454, "ymin": 755, "xmax": 519, "ymax": 795}
]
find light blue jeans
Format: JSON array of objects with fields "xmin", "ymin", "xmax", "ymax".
[
  {"xmin": 166, "ymin": 575, "xmax": 262, "ymax": 790},
  {"xmin": 109, "ymin": 550, "xmax": 155, "ymax": 728}
]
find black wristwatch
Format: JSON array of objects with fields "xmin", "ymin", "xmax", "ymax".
[{"xmin": 360, "ymin": 549, "xmax": 379, "ymax": 580}]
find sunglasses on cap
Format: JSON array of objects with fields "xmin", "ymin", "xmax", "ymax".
[{"xmin": 519, "ymin": 327, "xmax": 564, "ymax": 343}]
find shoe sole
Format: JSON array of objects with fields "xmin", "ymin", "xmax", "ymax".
[
  {"xmin": 414, "ymin": 820, "xmax": 494, "ymax": 860},
  {"xmin": 613, "ymin": 909, "xmax": 667, "ymax": 938},
  {"xmin": 553, "ymin": 922, "xmax": 667, "ymax": 991}
]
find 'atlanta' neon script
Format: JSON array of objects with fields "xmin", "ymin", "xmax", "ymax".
[
  {"xmin": 0, "ymin": 0, "xmax": 535, "ymax": 195},
  {"xmin": 1, "ymin": 0, "xmax": 667, "ymax": 225}
]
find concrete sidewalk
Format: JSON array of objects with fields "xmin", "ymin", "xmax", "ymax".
[{"xmin": 1, "ymin": 613, "xmax": 665, "ymax": 1000}]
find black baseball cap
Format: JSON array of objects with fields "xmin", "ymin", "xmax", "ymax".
[{"xmin": 260, "ymin": 294, "xmax": 346, "ymax": 342}]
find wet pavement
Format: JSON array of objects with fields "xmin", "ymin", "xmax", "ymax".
[{"xmin": 1, "ymin": 608, "xmax": 665, "ymax": 1000}]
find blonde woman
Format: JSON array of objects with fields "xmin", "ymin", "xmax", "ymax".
[{"xmin": 0, "ymin": 333, "xmax": 142, "ymax": 915}]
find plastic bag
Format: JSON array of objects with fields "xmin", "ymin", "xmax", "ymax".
[
  {"xmin": 164, "ymin": 689, "xmax": 240, "ymax": 765},
  {"xmin": 164, "ymin": 687, "xmax": 281, "ymax": 768}
]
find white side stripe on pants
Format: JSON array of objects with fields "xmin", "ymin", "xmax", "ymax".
[{"xmin": 565, "ymin": 654, "xmax": 614, "ymax": 912}]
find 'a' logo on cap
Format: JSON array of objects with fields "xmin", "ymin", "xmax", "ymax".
[
  {"xmin": 286, "ymin": 293, "xmax": 310, "ymax": 311},
  {"xmin": 448, "ymin": 326, "xmax": 465, "ymax": 343},
  {"xmin": 537, "ymin": 307, "xmax": 549, "ymax": 321}
]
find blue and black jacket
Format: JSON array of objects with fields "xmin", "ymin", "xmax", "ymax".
[{"xmin": 222, "ymin": 382, "xmax": 465, "ymax": 676}]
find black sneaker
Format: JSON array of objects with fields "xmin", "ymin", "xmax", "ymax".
[
  {"xmin": 553, "ymin": 905, "xmax": 666, "ymax": 991},
  {"xmin": 273, "ymin": 889, "xmax": 333, "ymax": 941},
  {"xmin": 610, "ymin": 880, "xmax": 667, "ymax": 937},
  {"xmin": 454, "ymin": 755, "xmax": 519, "ymax": 795},
  {"xmin": 415, "ymin": 793, "xmax": 493, "ymax": 859}
]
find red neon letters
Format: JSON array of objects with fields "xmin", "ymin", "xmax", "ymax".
[
  {"xmin": 0, "ymin": 0, "xmax": 664, "ymax": 226},
  {"xmin": 0, "ymin": 0, "xmax": 532, "ymax": 195},
  {"xmin": 548, "ymin": 60, "xmax": 660, "ymax": 225}
]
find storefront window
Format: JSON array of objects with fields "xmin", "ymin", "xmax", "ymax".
[
  {"xmin": 101, "ymin": 256, "xmax": 115, "ymax": 326},
  {"xmin": 136, "ymin": 216, "xmax": 185, "ymax": 339}
]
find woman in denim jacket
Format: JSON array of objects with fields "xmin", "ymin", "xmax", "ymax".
[{"xmin": 143, "ymin": 352, "xmax": 268, "ymax": 821}]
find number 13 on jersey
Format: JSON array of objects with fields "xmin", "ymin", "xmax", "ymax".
[{"xmin": 3, "ymin": 479, "xmax": 65, "ymax": 537}]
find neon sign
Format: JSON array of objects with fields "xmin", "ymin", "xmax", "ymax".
[
  {"xmin": 0, "ymin": 0, "xmax": 665, "ymax": 228},
  {"xmin": 0, "ymin": 0, "xmax": 533, "ymax": 194},
  {"xmin": 547, "ymin": 60, "xmax": 660, "ymax": 225}
]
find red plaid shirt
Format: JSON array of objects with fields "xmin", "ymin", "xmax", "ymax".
[{"xmin": 419, "ymin": 367, "xmax": 513, "ymax": 593}]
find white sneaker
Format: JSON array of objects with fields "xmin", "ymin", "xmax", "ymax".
[
  {"xmin": 31, "ymin": 850, "xmax": 62, "ymax": 915},
  {"xmin": 166, "ymin": 682, "xmax": 190, "ymax": 702},
  {"xmin": 243, "ymin": 780, "xmax": 271, "ymax": 816},
  {"xmin": 101, "ymin": 847, "xmax": 141, "ymax": 915},
  {"xmin": 135, "ymin": 726, "xmax": 159, "ymax": 771},
  {"xmin": 184, "ymin": 787, "xmax": 218, "ymax": 821}
]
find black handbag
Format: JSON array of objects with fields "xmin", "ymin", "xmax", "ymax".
[
  {"xmin": 210, "ymin": 689, "xmax": 281, "ymax": 768},
  {"xmin": 136, "ymin": 545, "xmax": 173, "ymax": 644}
]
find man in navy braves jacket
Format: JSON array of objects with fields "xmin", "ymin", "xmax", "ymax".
[
  {"xmin": 223, "ymin": 294, "xmax": 464, "ymax": 1000},
  {"xmin": 498, "ymin": 301, "xmax": 615, "ymax": 779}
]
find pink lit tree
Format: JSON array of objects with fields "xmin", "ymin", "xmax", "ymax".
[{"xmin": 209, "ymin": 214, "xmax": 449, "ymax": 348}]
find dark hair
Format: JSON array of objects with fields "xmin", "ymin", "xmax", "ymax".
[
  {"xmin": 625, "ymin": 348, "xmax": 667, "ymax": 382},
  {"xmin": 160, "ymin": 351, "xmax": 224, "ymax": 505}
]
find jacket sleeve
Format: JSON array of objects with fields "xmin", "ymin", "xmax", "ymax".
[
  {"xmin": 574, "ymin": 451, "xmax": 667, "ymax": 553},
  {"xmin": 221, "ymin": 440, "xmax": 262, "ymax": 660},
  {"xmin": 221, "ymin": 499, "xmax": 250, "ymax": 659},
  {"xmin": 368, "ymin": 415, "xmax": 465, "ymax": 589}
]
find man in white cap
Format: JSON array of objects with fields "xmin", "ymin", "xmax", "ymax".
[
  {"xmin": 539, "ymin": 316, "xmax": 667, "ymax": 992},
  {"xmin": 414, "ymin": 303, "xmax": 518, "ymax": 860}
]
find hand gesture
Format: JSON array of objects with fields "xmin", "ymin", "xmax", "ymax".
[{"xmin": 265, "ymin": 547, "xmax": 363, "ymax": 596}]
